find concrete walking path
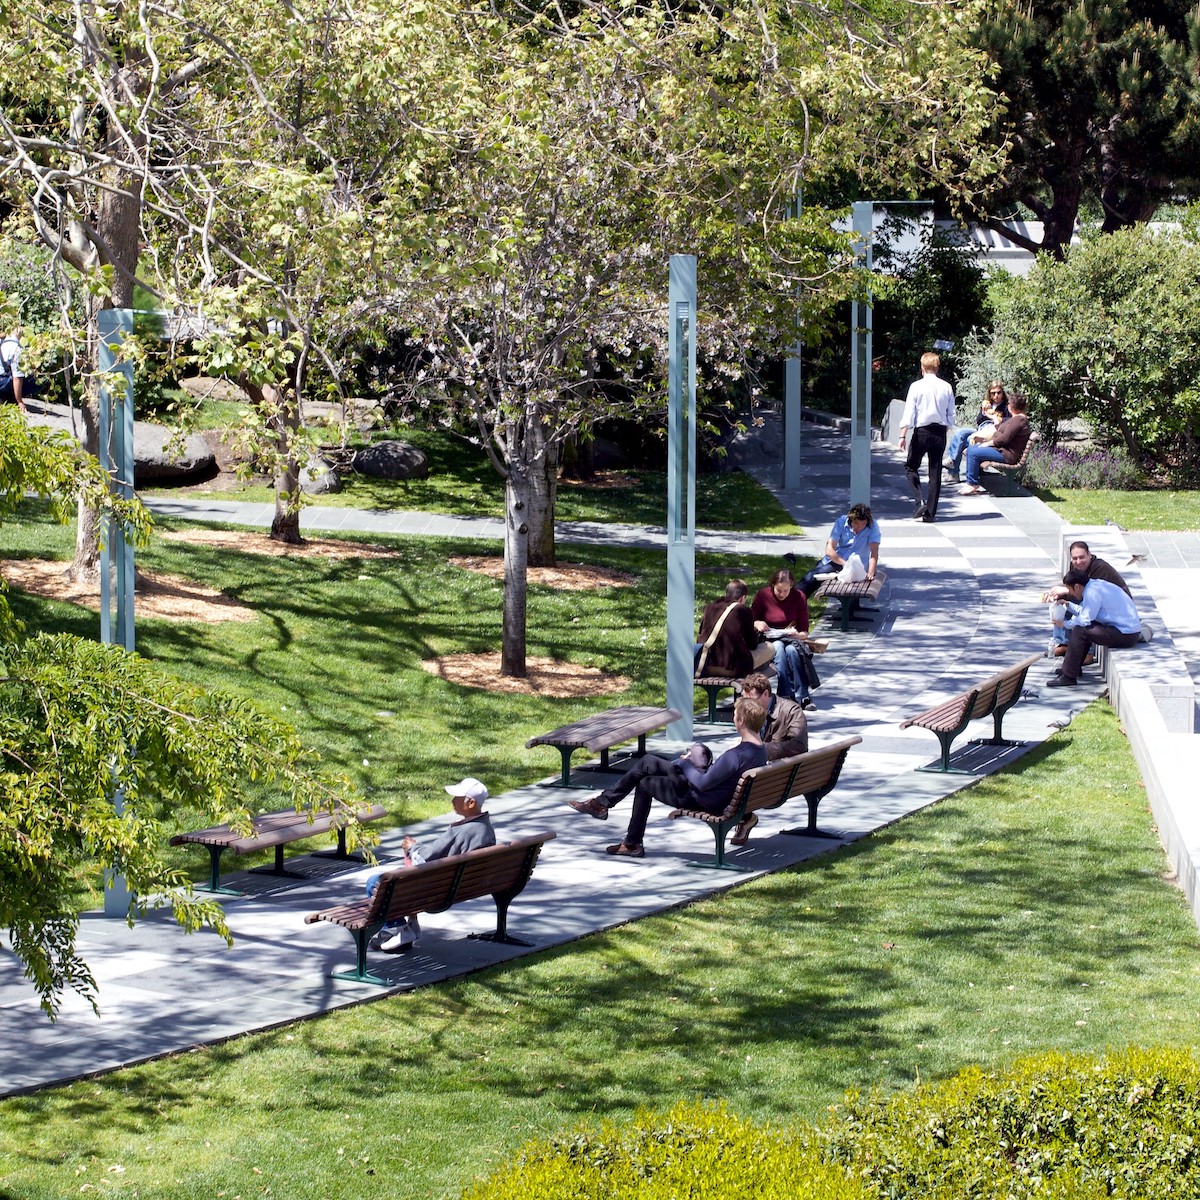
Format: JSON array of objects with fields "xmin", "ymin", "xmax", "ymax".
[{"xmin": 1, "ymin": 428, "xmax": 1193, "ymax": 1096}]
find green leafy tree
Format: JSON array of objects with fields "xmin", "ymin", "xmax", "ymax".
[
  {"xmin": 969, "ymin": 0, "xmax": 1200, "ymax": 259},
  {"xmin": 974, "ymin": 219, "xmax": 1200, "ymax": 467},
  {"xmin": 383, "ymin": 0, "xmax": 1005, "ymax": 675},
  {"xmin": 0, "ymin": 410, "xmax": 355, "ymax": 1017}
]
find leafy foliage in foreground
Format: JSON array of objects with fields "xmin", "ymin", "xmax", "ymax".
[
  {"xmin": 462, "ymin": 1101, "xmax": 870, "ymax": 1200},
  {"xmin": 0, "ymin": 633, "xmax": 355, "ymax": 1019},
  {"xmin": 823, "ymin": 1046, "xmax": 1200, "ymax": 1199},
  {"xmin": 465, "ymin": 1050, "xmax": 1200, "ymax": 1200},
  {"xmin": 0, "ymin": 413, "xmax": 355, "ymax": 1017}
]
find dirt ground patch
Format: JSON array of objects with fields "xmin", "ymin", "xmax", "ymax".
[
  {"xmin": 0, "ymin": 559, "xmax": 255, "ymax": 624},
  {"xmin": 449, "ymin": 555, "xmax": 636, "ymax": 590},
  {"xmin": 423, "ymin": 651, "xmax": 629, "ymax": 698},
  {"xmin": 160, "ymin": 529, "xmax": 401, "ymax": 560}
]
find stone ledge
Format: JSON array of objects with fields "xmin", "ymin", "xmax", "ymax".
[{"xmin": 1119, "ymin": 679, "xmax": 1200, "ymax": 924}]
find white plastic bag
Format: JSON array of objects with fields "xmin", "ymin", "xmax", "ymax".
[{"xmin": 837, "ymin": 554, "xmax": 867, "ymax": 584}]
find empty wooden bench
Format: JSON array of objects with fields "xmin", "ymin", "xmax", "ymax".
[
  {"xmin": 305, "ymin": 832, "xmax": 555, "ymax": 985},
  {"xmin": 669, "ymin": 736, "xmax": 862, "ymax": 869},
  {"xmin": 171, "ymin": 803, "xmax": 387, "ymax": 894},
  {"xmin": 527, "ymin": 704, "xmax": 680, "ymax": 786},
  {"xmin": 815, "ymin": 570, "xmax": 888, "ymax": 632},
  {"xmin": 899, "ymin": 652, "xmax": 1042, "ymax": 772}
]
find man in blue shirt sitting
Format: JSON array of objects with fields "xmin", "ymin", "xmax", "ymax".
[
  {"xmin": 1047, "ymin": 569, "xmax": 1143, "ymax": 688},
  {"xmin": 794, "ymin": 503, "xmax": 881, "ymax": 598}
]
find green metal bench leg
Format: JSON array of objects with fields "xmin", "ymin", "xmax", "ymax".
[
  {"xmin": 779, "ymin": 794, "xmax": 840, "ymax": 839},
  {"xmin": 916, "ymin": 730, "xmax": 974, "ymax": 774},
  {"xmin": 197, "ymin": 846, "xmax": 242, "ymax": 896},
  {"xmin": 687, "ymin": 822, "xmax": 749, "ymax": 872},
  {"xmin": 968, "ymin": 708, "xmax": 1025, "ymax": 749},
  {"xmin": 470, "ymin": 896, "xmax": 535, "ymax": 946},
  {"xmin": 331, "ymin": 924, "xmax": 393, "ymax": 987}
]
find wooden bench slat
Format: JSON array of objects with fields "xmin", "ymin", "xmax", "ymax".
[
  {"xmin": 670, "ymin": 737, "xmax": 862, "ymax": 867},
  {"xmin": 305, "ymin": 832, "xmax": 556, "ymax": 986},
  {"xmin": 899, "ymin": 653, "xmax": 1042, "ymax": 772}
]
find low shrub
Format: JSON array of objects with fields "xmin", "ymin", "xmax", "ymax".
[
  {"xmin": 463, "ymin": 1050, "xmax": 1200, "ymax": 1200},
  {"xmin": 822, "ymin": 1046, "xmax": 1200, "ymax": 1199},
  {"xmin": 1022, "ymin": 442, "xmax": 1142, "ymax": 491},
  {"xmin": 460, "ymin": 1100, "xmax": 870, "ymax": 1200}
]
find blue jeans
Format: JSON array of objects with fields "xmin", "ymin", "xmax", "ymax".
[
  {"xmin": 771, "ymin": 639, "xmax": 809, "ymax": 701},
  {"xmin": 946, "ymin": 427, "xmax": 974, "ymax": 471},
  {"xmin": 964, "ymin": 445, "xmax": 1006, "ymax": 485}
]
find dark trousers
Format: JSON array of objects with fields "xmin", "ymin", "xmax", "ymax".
[
  {"xmin": 1062, "ymin": 623, "xmax": 1140, "ymax": 681},
  {"xmin": 799, "ymin": 557, "xmax": 834, "ymax": 598},
  {"xmin": 905, "ymin": 423, "xmax": 948, "ymax": 518},
  {"xmin": 598, "ymin": 755, "xmax": 721, "ymax": 848}
]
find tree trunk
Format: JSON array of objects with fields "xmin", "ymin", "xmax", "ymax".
[
  {"xmin": 526, "ymin": 405, "xmax": 558, "ymax": 569},
  {"xmin": 501, "ymin": 469, "xmax": 530, "ymax": 678},
  {"xmin": 69, "ymin": 51, "xmax": 143, "ymax": 581},
  {"xmin": 560, "ymin": 431, "xmax": 595, "ymax": 481},
  {"xmin": 70, "ymin": 383, "xmax": 103, "ymax": 583},
  {"xmin": 267, "ymin": 385, "xmax": 304, "ymax": 544}
]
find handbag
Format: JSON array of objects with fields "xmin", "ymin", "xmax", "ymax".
[{"xmin": 797, "ymin": 641, "xmax": 821, "ymax": 689}]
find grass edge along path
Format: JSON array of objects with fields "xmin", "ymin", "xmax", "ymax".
[{"xmin": 2, "ymin": 701, "xmax": 1199, "ymax": 1199}]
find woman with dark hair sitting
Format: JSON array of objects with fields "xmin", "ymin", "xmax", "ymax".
[
  {"xmin": 944, "ymin": 381, "xmax": 1009, "ymax": 481},
  {"xmin": 751, "ymin": 568, "xmax": 815, "ymax": 711}
]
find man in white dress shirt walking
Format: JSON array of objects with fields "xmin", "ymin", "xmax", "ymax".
[{"xmin": 898, "ymin": 351, "xmax": 956, "ymax": 523}]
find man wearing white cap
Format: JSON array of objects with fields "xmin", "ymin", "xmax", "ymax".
[{"xmin": 367, "ymin": 777, "xmax": 496, "ymax": 952}]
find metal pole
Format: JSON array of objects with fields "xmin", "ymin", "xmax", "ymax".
[
  {"xmin": 97, "ymin": 308, "xmax": 136, "ymax": 917},
  {"xmin": 666, "ymin": 255, "xmax": 697, "ymax": 742},
  {"xmin": 849, "ymin": 202, "xmax": 873, "ymax": 505}
]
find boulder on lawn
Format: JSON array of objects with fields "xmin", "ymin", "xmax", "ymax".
[
  {"xmin": 300, "ymin": 456, "xmax": 341, "ymax": 495},
  {"xmin": 352, "ymin": 440, "xmax": 429, "ymax": 481},
  {"xmin": 133, "ymin": 423, "xmax": 216, "ymax": 480},
  {"xmin": 24, "ymin": 400, "xmax": 215, "ymax": 482}
]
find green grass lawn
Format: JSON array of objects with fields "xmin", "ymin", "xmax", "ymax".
[
  {"xmin": 143, "ymin": 425, "xmax": 800, "ymax": 534},
  {"xmin": 0, "ymin": 702, "xmax": 1197, "ymax": 1200},
  {"xmin": 1034, "ymin": 487, "xmax": 1200, "ymax": 531},
  {"xmin": 0, "ymin": 502, "xmax": 804, "ymax": 867}
]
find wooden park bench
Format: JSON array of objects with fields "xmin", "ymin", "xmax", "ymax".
[
  {"xmin": 815, "ymin": 570, "xmax": 888, "ymax": 632},
  {"xmin": 305, "ymin": 832, "xmax": 555, "ymax": 985},
  {"xmin": 899, "ymin": 652, "xmax": 1042, "ymax": 773},
  {"xmin": 668, "ymin": 735, "xmax": 862, "ymax": 869},
  {"xmin": 527, "ymin": 704, "xmax": 680, "ymax": 786},
  {"xmin": 694, "ymin": 639, "xmax": 827, "ymax": 723},
  {"xmin": 694, "ymin": 674, "xmax": 760, "ymax": 724},
  {"xmin": 980, "ymin": 431, "xmax": 1040, "ymax": 496},
  {"xmin": 171, "ymin": 803, "xmax": 387, "ymax": 894}
]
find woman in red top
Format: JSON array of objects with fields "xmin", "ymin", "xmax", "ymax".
[{"xmin": 751, "ymin": 568, "xmax": 814, "ymax": 709}]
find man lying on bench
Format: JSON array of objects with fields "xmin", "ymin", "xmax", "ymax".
[{"xmin": 565, "ymin": 698, "xmax": 767, "ymax": 858}]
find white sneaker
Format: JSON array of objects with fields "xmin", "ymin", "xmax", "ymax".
[
  {"xmin": 381, "ymin": 923, "xmax": 418, "ymax": 953},
  {"xmin": 370, "ymin": 925, "xmax": 402, "ymax": 951}
]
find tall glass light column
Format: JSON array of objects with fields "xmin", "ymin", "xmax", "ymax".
[
  {"xmin": 666, "ymin": 255, "xmax": 697, "ymax": 742},
  {"xmin": 98, "ymin": 308, "xmax": 136, "ymax": 916}
]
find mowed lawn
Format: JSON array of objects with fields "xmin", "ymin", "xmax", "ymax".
[
  {"xmin": 0, "ymin": 700, "xmax": 1198, "ymax": 1200},
  {"xmin": 0, "ymin": 502, "xmax": 802, "ymax": 873}
]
